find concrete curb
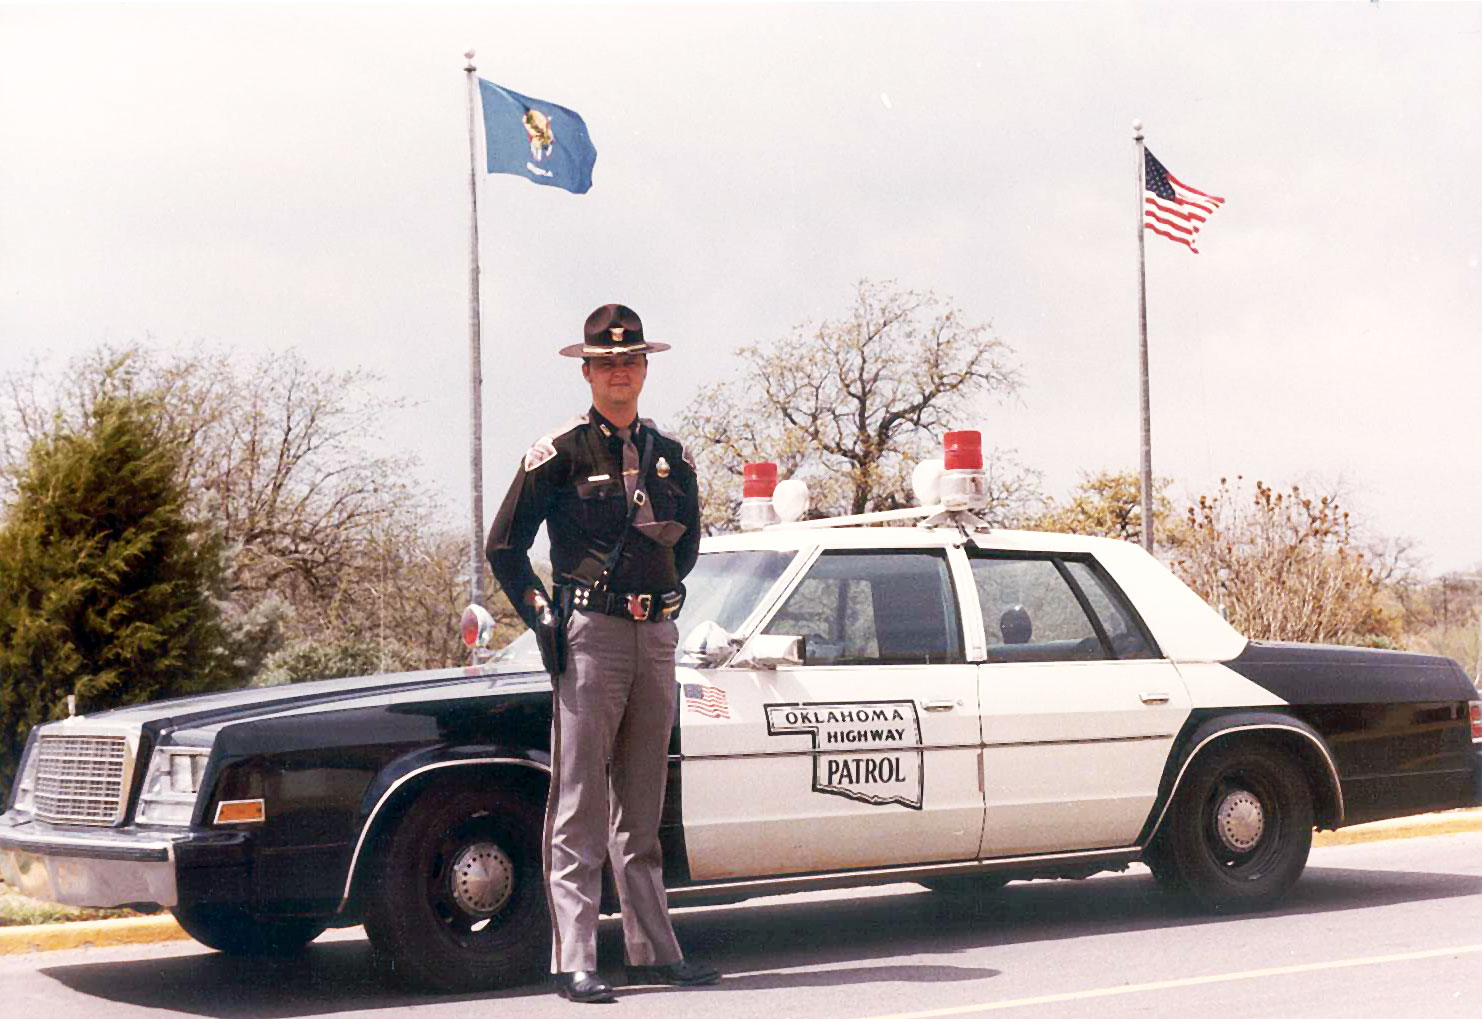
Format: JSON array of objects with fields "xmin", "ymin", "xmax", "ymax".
[
  {"xmin": 4, "ymin": 808, "xmax": 1481, "ymax": 955},
  {"xmin": 0, "ymin": 913, "xmax": 188, "ymax": 955},
  {"xmin": 1311, "ymin": 805, "xmax": 1482, "ymax": 848}
]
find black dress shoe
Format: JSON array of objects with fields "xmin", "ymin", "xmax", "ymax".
[
  {"xmin": 554, "ymin": 971, "xmax": 616, "ymax": 1003},
  {"xmin": 625, "ymin": 960, "xmax": 721, "ymax": 987}
]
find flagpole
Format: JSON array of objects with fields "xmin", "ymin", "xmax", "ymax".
[
  {"xmin": 1133, "ymin": 118, "xmax": 1153, "ymax": 555},
  {"xmin": 464, "ymin": 50, "xmax": 486, "ymax": 608}
]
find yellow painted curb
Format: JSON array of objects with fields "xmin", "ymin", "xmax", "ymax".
[
  {"xmin": 1314, "ymin": 807, "xmax": 1482, "ymax": 848},
  {"xmin": 2, "ymin": 809, "xmax": 1480, "ymax": 955},
  {"xmin": 0, "ymin": 914, "xmax": 188, "ymax": 954}
]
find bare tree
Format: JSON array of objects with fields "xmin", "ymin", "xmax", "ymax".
[{"xmin": 679, "ymin": 280, "xmax": 1035, "ymax": 531}]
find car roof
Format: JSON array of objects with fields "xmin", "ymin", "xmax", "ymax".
[{"xmin": 698, "ymin": 523, "xmax": 1248, "ymax": 663}]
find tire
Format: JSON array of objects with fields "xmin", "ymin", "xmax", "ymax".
[
  {"xmin": 362, "ymin": 783, "xmax": 549, "ymax": 993},
  {"xmin": 1139, "ymin": 834, "xmax": 1183, "ymax": 890},
  {"xmin": 171, "ymin": 904, "xmax": 326, "ymax": 955},
  {"xmin": 1160, "ymin": 741, "xmax": 1314, "ymax": 913}
]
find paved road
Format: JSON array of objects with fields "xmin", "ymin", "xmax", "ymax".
[{"xmin": 4, "ymin": 831, "xmax": 1481, "ymax": 1018}]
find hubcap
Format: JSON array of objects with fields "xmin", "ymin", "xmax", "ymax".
[
  {"xmin": 449, "ymin": 841, "xmax": 514, "ymax": 916},
  {"xmin": 1214, "ymin": 789, "xmax": 1265, "ymax": 853}
]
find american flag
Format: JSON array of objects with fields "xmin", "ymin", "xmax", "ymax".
[
  {"xmin": 1143, "ymin": 148, "xmax": 1224, "ymax": 254},
  {"xmin": 682, "ymin": 683, "xmax": 730, "ymax": 719}
]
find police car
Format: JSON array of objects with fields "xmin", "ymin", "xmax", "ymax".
[{"xmin": 3, "ymin": 432, "xmax": 1479, "ymax": 993}]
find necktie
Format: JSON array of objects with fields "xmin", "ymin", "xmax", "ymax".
[
  {"xmin": 618, "ymin": 425, "xmax": 686, "ymax": 547},
  {"xmin": 617, "ymin": 427, "xmax": 657, "ymax": 530}
]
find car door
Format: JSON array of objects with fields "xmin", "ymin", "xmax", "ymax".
[
  {"xmin": 970, "ymin": 551, "xmax": 1192, "ymax": 856},
  {"xmin": 680, "ymin": 546, "xmax": 985, "ymax": 881}
]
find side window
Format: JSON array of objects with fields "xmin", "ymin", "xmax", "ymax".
[
  {"xmin": 762, "ymin": 551, "xmax": 964, "ymax": 665},
  {"xmin": 971, "ymin": 556, "xmax": 1105, "ymax": 663},
  {"xmin": 1061, "ymin": 559, "xmax": 1159, "ymax": 660}
]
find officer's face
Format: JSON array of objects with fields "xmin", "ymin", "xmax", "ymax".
[{"xmin": 582, "ymin": 353, "xmax": 648, "ymax": 407}]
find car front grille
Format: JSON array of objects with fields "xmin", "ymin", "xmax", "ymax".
[{"xmin": 33, "ymin": 735, "xmax": 131, "ymax": 825}]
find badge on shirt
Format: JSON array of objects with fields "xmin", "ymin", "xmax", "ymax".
[{"xmin": 655, "ymin": 456, "xmax": 670, "ymax": 478}]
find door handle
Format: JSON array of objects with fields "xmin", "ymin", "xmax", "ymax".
[
  {"xmin": 921, "ymin": 699, "xmax": 958, "ymax": 712},
  {"xmin": 1139, "ymin": 691, "xmax": 1170, "ymax": 705}
]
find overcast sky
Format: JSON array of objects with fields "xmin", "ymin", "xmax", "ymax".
[{"xmin": 2, "ymin": 2, "xmax": 1479, "ymax": 575}]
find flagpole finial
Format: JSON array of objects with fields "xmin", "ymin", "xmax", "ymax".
[
  {"xmin": 464, "ymin": 49, "xmax": 476, "ymax": 71},
  {"xmin": 1132, "ymin": 118, "xmax": 1143, "ymax": 139}
]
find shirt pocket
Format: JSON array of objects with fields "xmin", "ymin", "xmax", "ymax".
[
  {"xmin": 648, "ymin": 476, "xmax": 686, "ymax": 520},
  {"xmin": 575, "ymin": 477, "xmax": 626, "ymax": 531}
]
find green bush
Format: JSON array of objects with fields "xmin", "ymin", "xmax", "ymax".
[
  {"xmin": 252, "ymin": 637, "xmax": 419, "ymax": 687},
  {"xmin": 0, "ymin": 387, "xmax": 235, "ymax": 796}
]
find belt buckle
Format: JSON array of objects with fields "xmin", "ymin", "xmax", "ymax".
[{"xmin": 626, "ymin": 593, "xmax": 652, "ymax": 621}]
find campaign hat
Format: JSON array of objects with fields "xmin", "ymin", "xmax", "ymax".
[{"xmin": 559, "ymin": 304, "xmax": 672, "ymax": 358}]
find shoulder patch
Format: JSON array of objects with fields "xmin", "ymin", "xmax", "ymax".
[{"xmin": 524, "ymin": 417, "xmax": 586, "ymax": 473}]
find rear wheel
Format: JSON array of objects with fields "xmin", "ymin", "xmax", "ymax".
[
  {"xmin": 171, "ymin": 904, "xmax": 326, "ymax": 955},
  {"xmin": 363, "ymin": 783, "xmax": 549, "ymax": 993},
  {"xmin": 1160, "ymin": 741, "xmax": 1313, "ymax": 912}
]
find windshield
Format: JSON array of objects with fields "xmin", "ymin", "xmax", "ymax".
[
  {"xmin": 491, "ymin": 628, "xmax": 544, "ymax": 668},
  {"xmin": 490, "ymin": 548, "xmax": 795, "ymax": 668},
  {"xmin": 681, "ymin": 549, "xmax": 796, "ymax": 635}
]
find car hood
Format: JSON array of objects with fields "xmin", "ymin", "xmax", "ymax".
[{"xmin": 48, "ymin": 656, "xmax": 550, "ymax": 734}]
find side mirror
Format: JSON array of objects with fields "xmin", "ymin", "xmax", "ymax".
[
  {"xmin": 681, "ymin": 620, "xmax": 738, "ymax": 667},
  {"xmin": 460, "ymin": 603, "xmax": 498, "ymax": 660},
  {"xmin": 731, "ymin": 633, "xmax": 804, "ymax": 670}
]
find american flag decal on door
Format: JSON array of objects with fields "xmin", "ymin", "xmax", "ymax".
[{"xmin": 682, "ymin": 683, "xmax": 730, "ymax": 719}]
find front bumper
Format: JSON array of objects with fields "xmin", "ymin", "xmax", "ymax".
[{"xmin": 0, "ymin": 811, "xmax": 249, "ymax": 909}]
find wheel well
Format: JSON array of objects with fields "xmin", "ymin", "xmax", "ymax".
[
  {"xmin": 1153, "ymin": 726, "xmax": 1342, "ymax": 843},
  {"xmin": 341, "ymin": 761, "xmax": 548, "ymax": 919}
]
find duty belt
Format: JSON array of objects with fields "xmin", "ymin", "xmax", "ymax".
[{"xmin": 562, "ymin": 584, "xmax": 683, "ymax": 623}]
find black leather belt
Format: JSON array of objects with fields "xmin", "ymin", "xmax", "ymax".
[{"xmin": 562, "ymin": 585, "xmax": 683, "ymax": 623}]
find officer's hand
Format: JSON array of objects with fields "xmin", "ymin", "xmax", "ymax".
[{"xmin": 526, "ymin": 589, "xmax": 554, "ymax": 626}]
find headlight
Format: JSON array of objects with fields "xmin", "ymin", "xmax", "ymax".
[
  {"xmin": 10, "ymin": 737, "xmax": 39, "ymax": 813},
  {"xmin": 135, "ymin": 747, "xmax": 211, "ymax": 826}
]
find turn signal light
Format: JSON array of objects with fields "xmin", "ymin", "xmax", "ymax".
[
  {"xmin": 214, "ymin": 799, "xmax": 266, "ymax": 824},
  {"xmin": 1469, "ymin": 701, "xmax": 1480, "ymax": 742}
]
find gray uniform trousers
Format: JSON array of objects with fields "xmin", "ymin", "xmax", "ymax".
[{"xmin": 544, "ymin": 608, "xmax": 684, "ymax": 973}]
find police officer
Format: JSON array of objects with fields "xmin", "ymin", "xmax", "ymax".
[{"xmin": 486, "ymin": 304, "xmax": 719, "ymax": 1004}]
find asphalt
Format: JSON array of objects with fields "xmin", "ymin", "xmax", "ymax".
[{"xmin": 2, "ymin": 807, "xmax": 1480, "ymax": 956}]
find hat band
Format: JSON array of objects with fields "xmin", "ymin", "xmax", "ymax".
[{"xmin": 583, "ymin": 342, "xmax": 651, "ymax": 356}]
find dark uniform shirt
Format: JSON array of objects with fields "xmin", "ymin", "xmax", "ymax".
[{"xmin": 486, "ymin": 408, "xmax": 701, "ymax": 629}]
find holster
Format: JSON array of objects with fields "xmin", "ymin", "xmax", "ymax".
[{"xmin": 534, "ymin": 588, "xmax": 573, "ymax": 678}]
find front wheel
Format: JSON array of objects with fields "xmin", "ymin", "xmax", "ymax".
[
  {"xmin": 362, "ymin": 783, "xmax": 549, "ymax": 993},
  {"xmin": 171, "ymin": 904, "xmax": 326, "ymax": 955},
  {"xmin": 1160, "ymin": 741, "xmax": 1314, "ymax": 913}
]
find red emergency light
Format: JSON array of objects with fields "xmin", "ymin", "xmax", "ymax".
[
  {"xmin": 943, "ymin": 430, "xmax": 983, "ymax": 471},
  {"xmin": 743, "ymin": 461, "xmax": 779, "ymax": 499}
]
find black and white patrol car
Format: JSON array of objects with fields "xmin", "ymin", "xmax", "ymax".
[{"xmin": 3, "ymin": 444, "xmax": 1480, "ymax": 993}]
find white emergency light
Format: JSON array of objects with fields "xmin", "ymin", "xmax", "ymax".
[
  {"xmin": 911, "ymin": 458, "xmax": 944, "ymax": 507},
  {"xmin": 773, "ymin": 478, "xmax": 810, "ymax": 522}
]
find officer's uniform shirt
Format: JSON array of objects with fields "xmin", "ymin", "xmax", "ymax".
[{"xmin": 487, "ymin": 408, "xmax": 700, "ymax": 628}]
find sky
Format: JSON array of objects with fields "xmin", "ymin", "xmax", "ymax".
[{"xmin": 2, "ymin": 2, "xmax": 1480, "ymax": 575}]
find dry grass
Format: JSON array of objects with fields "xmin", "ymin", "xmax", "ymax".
[{"xmin": 0, "ymin": 883, "xmax": 143, "ymax": 927}]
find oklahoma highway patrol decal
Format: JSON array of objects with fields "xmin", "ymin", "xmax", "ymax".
[{"xmin": 765, "ymin": 701, "xmax": 924, "ymax": 810}]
